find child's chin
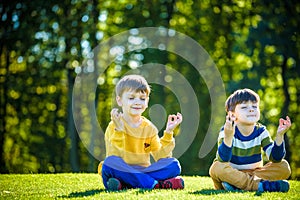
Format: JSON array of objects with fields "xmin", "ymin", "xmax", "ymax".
[
  {"xmin": 131, "ymin": 110, "xmax": 144, "ymax": 115},
  {"xmin": 247, "ymin": 120, "xmax": 258, "ymax": 124}
]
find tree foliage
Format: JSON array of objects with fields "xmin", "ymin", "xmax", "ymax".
[{"xmin": 1, "ymin": 0, "xmax": 299, "ymax": 178}]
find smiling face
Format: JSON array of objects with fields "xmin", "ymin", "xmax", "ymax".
[
  {"xmin": 117, "ymin": 89, "xmax": 149, "ymax": 117},
  {"xmin": 233, "ymin": 100, "xmax": 260, "ymax": 125}
]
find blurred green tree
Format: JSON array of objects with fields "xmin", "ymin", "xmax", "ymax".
[{"xmin": 1, "ymin": 0, "xmax": 299, "ymax": 178}]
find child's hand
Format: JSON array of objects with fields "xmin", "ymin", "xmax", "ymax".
[
  {"xmin": 165, "ymin": 113, "xmax": 183, "ymax": 134},
  {"xmin": 223, "ymin": 112, "xmax": 236, "ymax": 147},
  {"xmin": 111, "ymin": 108, "xmax": 125, "ymax": 131},
  {"xmin": 224, "ymin": 111, "xmax": 236, "ymax": 138},
  {"xmin": 277, "ymin": 116, "xmax": 291, "ymax": 136}
]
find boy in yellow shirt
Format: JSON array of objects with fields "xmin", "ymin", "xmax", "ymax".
[{"xmin": 98, "ymin": 74, "xmax": 184, "ymax": 191}]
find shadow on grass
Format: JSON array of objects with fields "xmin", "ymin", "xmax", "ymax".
[
  {"xmin": 135, "ymin": 188, "xmax": 154, "ymax": 194},
  {"xmin": 58, "ymin": 189, "xmax": 106, "ymax": 198},
  {"xmin": 191, "ymin": 189, "xmax": 245, "ymax": 195},
  {"xmin": 191, "ymin": 189, "xmax": 263, "ymax": 196}
]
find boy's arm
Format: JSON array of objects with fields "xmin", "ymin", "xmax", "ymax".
[
  {"xmin": 269, "ymin": 142, "xmax": 285, "ymax": 162},
  {"xmin": 216, "ymin": 131, "xmax": 233, "ymax": 162},
  {"xmin": 151, "ymin": 113, "xmax": 181, "ymax": 161},
  {"xmin": 151, "ymin": 131, "xmax": 175, "ymax": 161},
  {"xmin": 216, "ymin": 112, "xmax": 235, "ymax": 162},
  {"xmin": 269, "ymin": 116, "xmax": 291, "ymax": 162},
  {"xmin": 223, "ymin": 112, "xmax": 235, "ymax": 147},
  {"xmin": 105, "ymin": 122, "xmax": 125, "ymax": 157}
]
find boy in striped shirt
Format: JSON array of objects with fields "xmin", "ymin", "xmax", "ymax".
[
  {"xmin": 209, "ymin": 88, "xmax": 291, "ymax": 192},
  {"xmin": 98, "ymin": 75, "xmax": 184, "ymax": 191}
]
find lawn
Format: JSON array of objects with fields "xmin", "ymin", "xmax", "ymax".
[{"xmin": 0, "ymin": 174, "xmax": 299, "ymax": 199}]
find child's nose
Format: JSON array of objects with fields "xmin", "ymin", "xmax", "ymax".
[{"xmin": 134, "ymin": 99, "xmax": 141, "ymax": 104}]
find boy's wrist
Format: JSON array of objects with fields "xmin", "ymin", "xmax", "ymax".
[
  {"xmin": 275, "ymin": 134, "xmax": 284, "ymax": 145},
  {"xmin": 165, "ymin": 129, "xmax": 173, "ymax": 134},
  {"xmin": 114, "ymin": 128, "xmax": 125, "ymax": 132},
  {"xmin": 223, "ymin": 136, "xmax": 233, "ymax": 147}
]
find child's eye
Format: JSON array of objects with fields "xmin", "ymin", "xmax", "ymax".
[
  {"xmin": 241, "ymin": 106, "xmax": 247, "ymax": 109},
  {"xmin": 129, "ymin": 97, "xmax": 134, "ymax": 100}
]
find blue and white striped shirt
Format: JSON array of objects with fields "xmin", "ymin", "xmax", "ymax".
[{"xmin": 216, "ymin": 124, "xmax": 285, "ymax": 170}]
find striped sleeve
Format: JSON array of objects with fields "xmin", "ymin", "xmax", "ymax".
[
  {"xmin": 217, "ymin": 140, "xmax": 232, "ymax": 162},
  {"xmin": 260, "ymin": 128, "xmax": 273, "ymax": 160},
  {"xmin": 259, "ymin": 127, "xmax": 285, "ymax": 162},
  {"xmin": 216, "ymin": 128, "xmax": 233, "ymax": 162},
  {"xmin": 269, "ymin": 142, "xmax": 285, "ymax": 162}
]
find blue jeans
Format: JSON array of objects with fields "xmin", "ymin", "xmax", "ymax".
[{"xmin": 102, "ymin": 155, "xmax": 181, "ymax": 189}]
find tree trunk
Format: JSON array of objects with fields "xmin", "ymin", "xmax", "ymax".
[
  {"xmin": 0, "ymin": 46, "xmax": 9, "ymax": 173},
  {"xmin": 281, "ymin": 57, "xmax": 291, "ymax": 164},
  {"xmin": 67, "ymin": 68, "xmax": 80, "ymax": 172}
]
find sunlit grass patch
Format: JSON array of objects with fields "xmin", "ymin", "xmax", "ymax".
[{"xmin": 0, "ymin": 174, "xmax": 299, "ymax": 199}]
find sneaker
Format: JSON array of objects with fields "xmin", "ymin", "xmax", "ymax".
[
  {"xmin": 155, "ymin": 176, "xmax": 184, "ymax": 190},
  {"xmin": 107, "ymin": 178, "xmax": 122, "ymax": 191},
  {"xmin": 222, "ymin": 182, "xmax": 240, "ymax": 191},
  {"xmin": 258, "ymin": 180, "xmax": 289, "ymax": 192}
]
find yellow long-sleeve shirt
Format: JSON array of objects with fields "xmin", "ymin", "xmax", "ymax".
[{"xmin": 98, "ymin": 116, "xmax": 175, "ymax": 174}]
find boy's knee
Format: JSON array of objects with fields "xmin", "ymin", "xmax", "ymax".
[
  {"xmin": 159, "ymin": 157, "xmax": 181, "ymax": 175},
  {"xmin": 171, "ymin": 158, "xmax": 181, "ymax": 174},
  {"xmin": 209, "ymin": 161, "xmax": 230, "ymax": 178},
  {"xmin": 167, "ymin": 158, "xmax": 181, "ymax": 177},
  {"xmin": 281, "ymin": 159, "xmax": 291, "ymax": 179},
  {"xmin": 98, "ymin": 161, "xmax": 104, "ymax": 175},
  {"xmin": 102, "ymin": 156, "xmax": 125, "ymax": 172},
  {"xmin": 209, "ymin": 161, "xmax": 218, "ymax": 177},
  {"xmin": 103, "ymin": 155, "xmax": 122, "ymax": 165},
  {"xmin": 161, "ymin": 158, "xmax": 181, "ymax": 174}
]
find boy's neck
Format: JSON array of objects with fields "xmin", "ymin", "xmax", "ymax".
[
  {"xmin": 236, "ymin": 123, "xmax": 255, "ymax": 136},
  {"xmin": 123, "ymin": 114, "xmax": 142, "ymax": 128}
]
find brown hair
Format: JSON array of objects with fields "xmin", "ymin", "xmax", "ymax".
[
  {"xmin": 225, "ymin": 88, "xmax": 260, "ymax": 112},
  {"xmin": 116, "ymin": 74, "xmax": 150, "ymax": 97}
]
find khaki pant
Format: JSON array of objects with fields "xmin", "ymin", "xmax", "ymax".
[{"xmin": 209, "ymin": 160, "xmax": 291, "ymax": 191}]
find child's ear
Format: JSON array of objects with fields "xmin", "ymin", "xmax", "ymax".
[{"xmin": 116, "ymin": 96, "xmax": 122, "ymax": 106}]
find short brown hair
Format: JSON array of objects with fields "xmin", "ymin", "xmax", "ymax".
[
  {"xmin": 115, "ymin": 74, "xmax": 150, "ymax": 97},
  {"xmin": 225, "ymin": 88, "xmax": 260, "ymax": 112}
]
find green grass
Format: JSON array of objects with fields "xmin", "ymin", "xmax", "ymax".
[{"xmin": 0, "ymin": 174, "xmax": 299, "ymax": 199}]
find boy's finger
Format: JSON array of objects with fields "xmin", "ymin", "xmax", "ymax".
[
  {"xmin": 168, "ymin": 115, "xmax": 176, "ymax": 122},
  {"xmin": 176, "ymin": 112, "xmax": 182, "ymax": 118},
  {"xmin": 226, "ymin": 115, "xmax": 230, "ymax": 121},
  {"xmin": 176, "ymin": 115, "xmax": 183, "ymax": 123},
  {"xmin": 279, "ymin": 118, "xmax": 284, "ymax": 126},
  {"xmin": 286, "ymin": 116, "xmax": 291, "ymax": 124}
]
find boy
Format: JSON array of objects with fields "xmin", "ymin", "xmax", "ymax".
[
  {"xmin": 209, "ymin": 88, "xmax": 291, "ymax": 192},
  {"xmin": 98, "ymin": 74, "xmax": 184, "ymax": 191}
]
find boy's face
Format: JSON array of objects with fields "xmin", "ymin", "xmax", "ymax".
[
  {"xmin": 116, "ymin": 89, "xmax": 149, "ymax": 117},
  {"xmin": 232, "ymin": 100, "xmax": 260, "ymax": 125}
]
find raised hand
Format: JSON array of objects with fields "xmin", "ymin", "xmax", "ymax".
[
  {"xmin": 224, "ymin": 111, "xmax": 236, "ymax": 138},
  {"xmin": 165, "ymin": 113, "xmax": 183, "ymax": 134},
  {"xmin": 223, "ymin": 111, "xmax": 236, "ymax": 147},
  {"xmin": 277, "ymin": 116, "xmax": 291, "ymax": 136},
  {"xmin": 111, "ymin": 108, "xmax": 125, "ymax": 131}
]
